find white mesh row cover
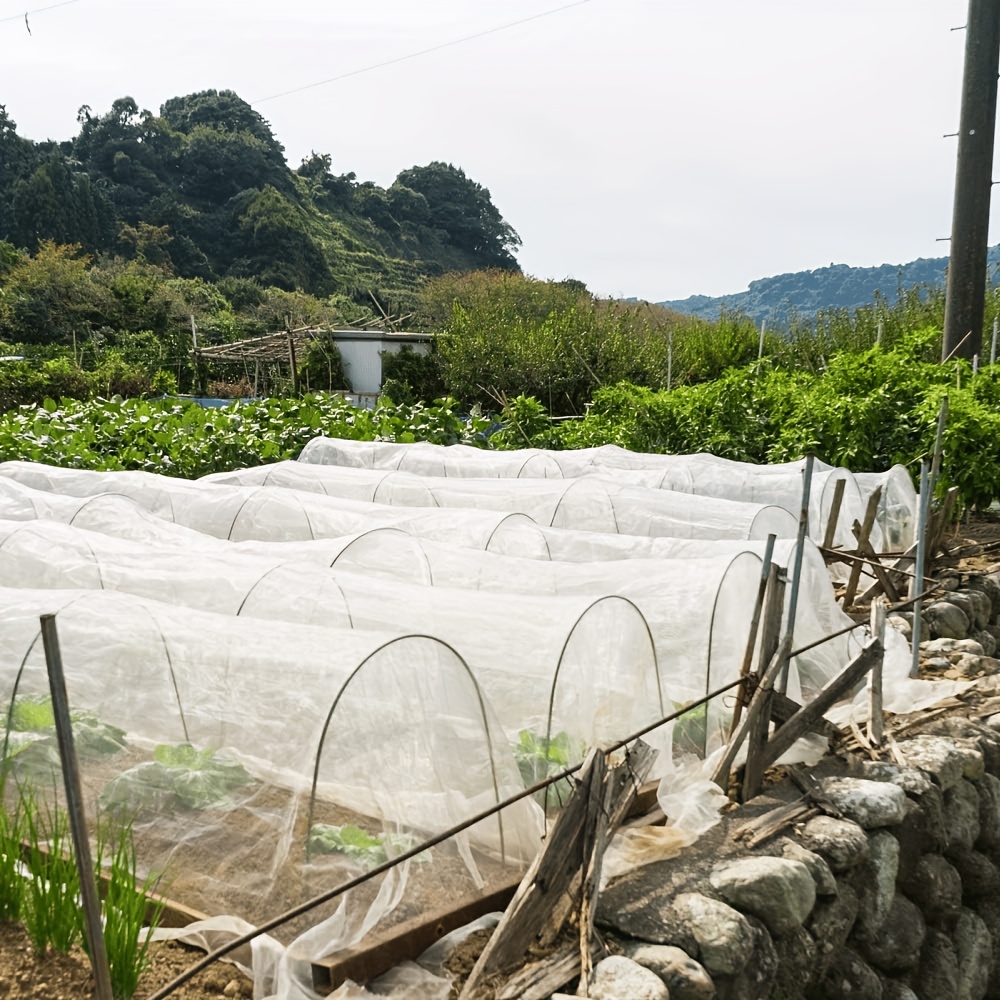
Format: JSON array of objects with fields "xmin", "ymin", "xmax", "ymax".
[
  {"xmin": 202, "ymin": 461, "xmax": 798, "ymax": 542},
  {"xmin": 0, "ymin": 514, "xmax": 898, "ymax": 758},
  {"xmin": 0, "ymin": 520, "xmax": 670, "ymax": 754},
  {"xmin": 0, "ymin": 586, "xmax": 541, "ymax": 932},
  {"xmin": 1, "ymin": 460, "xmax": 796, "ymax": 543},
  {"xmin": 298, "ymin": 439, "xmax": 915, "ymax": 552}
]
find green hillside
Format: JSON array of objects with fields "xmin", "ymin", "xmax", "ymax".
[{"xmin": 0, "ymin": 90, "xmax": 520, "ymax": 311}]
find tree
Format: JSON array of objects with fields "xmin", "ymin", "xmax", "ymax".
[
  {"xmin": 0, "ymin": 241, "xmax": 110, "ymax": 345},
  {"xmin": 7, "ymin": 158, "xmax": 110, "ymax": 251},
  {"xmin": 395, "ymin": 162, "xmax": 521, "ymax": 269}
]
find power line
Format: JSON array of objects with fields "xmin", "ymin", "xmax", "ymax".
[
  {"xmin": 252, "ymin": 0, "xmax": 595, "ymax": 106},
  {"xmin": 0, "ymin": 0, "xmax": 86, "ymax": 25}
]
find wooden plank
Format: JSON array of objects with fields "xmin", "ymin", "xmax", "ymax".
[
  {"xmin": 311, "ymin": 879, "xmax": 521, "ymax": 994},
  {"xmin": 852, "ymin": 519, "xmax": 901, "ymax": 604},
  {"xmin": 770, "ymin": 691, "xmax": 839, "ymax": 740},
  {"xmin": 20, "ymin": 841, "xmax": 208, "ymax": 930},
  {"xmin": 495, "ymin": 941, "xmax": 604, "ymax": 1000},
  {"xmin": 734, "ymin": 797, "xmax": 815, "ymax": 847},
  {"xmin": 760, "ymin": 640, "xmax": 883, "ymax": 771},
  {"xmin": 822, "ymin": 478, "xmax": 847, "ymax": 551},
  {"xmin": 743, "ymin": 565, "xmax": 786, "ymax": 800},
  {"xmin": 841, "ymin": 486, "xmax": 882, "ymax": 608},
  {"xmin": 460, "ymin": 745, "xmax": 655, "ymax": 1000},
  {"xmin": 459, "ymin": 750, "xmax": 603, "ymax": 1000},
  {"xmin": 868, "ymin": 598, "xmax": 887, "ymax": 747}
]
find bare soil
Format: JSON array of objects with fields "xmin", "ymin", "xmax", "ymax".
[{"xmin": 0, "ymin": 922, "xmax": 253, "ymax": 999}]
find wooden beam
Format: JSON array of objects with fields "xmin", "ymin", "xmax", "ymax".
[
  {"xmin": 743, "ymin": 565, "xmax": 786, "ymax": 800},
  {"xmin": 841, "ymin": 486, "xmax": 883, "ymax": 607},
  {"xmin": 821, "ymin": 478, "xmax": 847, "ymax": 551},
  {"xmin": 311, "ymin": 879, "xmax": 521, "ymax": 994},
  {"xmin": 760, "ymin": 640, "xmax": 883, "ymax": 772}
]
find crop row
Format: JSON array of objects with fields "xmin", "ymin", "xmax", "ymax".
[{"xmin": 0, "ymin": 328, "xmax": 998, "ymax": 507}]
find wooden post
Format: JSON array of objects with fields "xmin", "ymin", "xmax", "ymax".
[
  {"xmin": 730, "ymin": 534, "xmax": 776, "ymax": 733},
  {"xmin": 821, "ymin": 478, "xmax": 847, "ymax": 552},
  {"xmin": 841, "ymin": 485, "xmax": 883, "ymax": 609},
  {"xmin": 711, "ymin": 633, "xmax": 790, "ymax": 794},
  {"xmin": 459, "ymin": 745, "xmax": 655, "ymax": 1000},
  {"xmin": 930, "ymin": 395, "xmax": 950, "ymax": 488},
  {"xmin": 743, "ymin": 565, "xmax": 785, "ymax": 799},
  {"xmin": 287, "ymin": 331, "xmax": 299, "ymax": 395},
  {"xmin": 39, "ymin": 615, "xmax": 114, "ymax": 1000},
  {"xmin": 868, "ymin": 599, "xmax": 887, "ymax": 747}
]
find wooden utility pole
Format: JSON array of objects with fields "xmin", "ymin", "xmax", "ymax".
[{"xmin": 942, "ymin": 0, "xmax": 1000, "ymax": 362}]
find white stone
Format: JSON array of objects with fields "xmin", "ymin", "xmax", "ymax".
[
  {"xmin": 709, "ymin": 856, "xmax": 816, "ymax": 937},
  {"xmin": 672, "ymin": 892, "xmax": 755, "ymax": 977},
  {"xmin": 625, "ymin": 943, "xmax": 715, "ymax": 1000},
  {"xmin": 815, "ymin": 777, "xmax": 908, "ymax": 828},
  {"xmin": 589, "ymin": 955, "xmax": 670, "ymax": 1000}
]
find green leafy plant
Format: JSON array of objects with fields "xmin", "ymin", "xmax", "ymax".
[
  {"xmin": 307, "ymin": 823, "xmax": 425, "ymax": 869},
  {"xmin": 0, "ymin": 789, "xmax": 27, "ymax": 923},
  {"xmin": 95, "ymin": 823, "xmax": 166, "ymax": 1000},
  {"xmin": 512, "ymin": 730, "xmax": 583, "ymax": 809},
  {"xmin": 1, "ymin": 694, "xmax": 127, "ymax": 778},
  {"xmin": 20, "ymin": 787, "xmax": 83, "ymax": 954},
  {"xmin": 100, "ymin": 742, "xmax": 251, "ymax": 814},
  {"xmin": 671, "ymin": 701, "xmax": 709, "ymax": 758}
]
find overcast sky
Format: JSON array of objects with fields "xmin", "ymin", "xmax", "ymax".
[{"xmin": 1, "ymin": 0, "xmax": 989, "ymax": 301}]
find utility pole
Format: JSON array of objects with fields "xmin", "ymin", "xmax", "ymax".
[{"xmin": 942, "ymin": 0, "xmax": 1000, "ymax": 362}]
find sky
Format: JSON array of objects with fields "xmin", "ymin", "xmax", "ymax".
[{"xmin": 0, "ymin": 0, "xmax": 990, "ymax": 301}]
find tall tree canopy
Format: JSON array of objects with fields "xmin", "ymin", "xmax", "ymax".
[
  {"xmin": 0, "ymin": 93, "xmax": 522, "ymax": 306},
  {"xmin": 396, "ymin": 161, "xmax": 521, "ymax": 270}
]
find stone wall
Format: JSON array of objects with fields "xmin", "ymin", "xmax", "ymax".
[{"xmin": 590, "ymin": 717, "xmax": 1000, "ymax": 1000}]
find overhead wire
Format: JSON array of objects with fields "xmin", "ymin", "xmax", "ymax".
[
  {"xmin": 252, "ymin": 0, "xmax": 595, "ymax": 106},
  {"xmin": 0, "ymin": 0, "xmax": 86, "ymax": 25}
]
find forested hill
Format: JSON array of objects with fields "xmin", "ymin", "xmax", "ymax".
[
  {"xmin": 0, "ymin": 90, "xmax": 521, "ymax": 310},
  {"xmin": 658, "ymin": 246, "xmax": 1000, "ymax": 325}
]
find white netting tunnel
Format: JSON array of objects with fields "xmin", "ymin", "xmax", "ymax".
[
  {"xmin": 203, "ymin": 461, "xmax": 798, "ymax": 541},
  {"xmin": 298, "ymin": 439, "xmax": 916, "ymax": 552},
  {"xmin": 0, "ymin": 587, "xmax": 542, "ymax": 940},
  {"xmin": 0, "ymin": 512, "xmax": 882, "ymax": 759},
  {"xmin": 0, "ymin": 444, "xmax": 934, "ymax": 999}
]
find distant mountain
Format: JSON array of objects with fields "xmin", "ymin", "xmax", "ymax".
[{"xmin": 658, "ymin": 246, "xmax": 1000, "ymax": 325}]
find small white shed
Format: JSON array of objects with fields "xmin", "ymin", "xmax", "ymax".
[{"xmin": 331, "ymin": 330, "xmax": 433, "ymax": 396}]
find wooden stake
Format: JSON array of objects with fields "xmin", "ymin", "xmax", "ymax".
[
  {"xmin": 743, "ymin": 565, "xmax": 786, "ymax": 799},
  {"xmin": 910, "ymin": 462, "xmax": 931, "ymax": 679},
  {"xmin": 287, "ymin": 331, "xmax": 299, "ymax": 395},
  {"xmin": 729, "ymin": 533, "xmax": 776, "ymax": 733},
  {"xmin": 841, "ymin": 486, "xmax": 883, "ymax": 608},
  {"xmin": 760, "ymin": 640, "xmax": 883, "ymax": 772},
  {"xmin": 821, "ymin": 478, "xmax": 847, "ymax": 552},
  {"xmin": 460, "ymin": 745, "xmax": 654, "ymax": 1000}
]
